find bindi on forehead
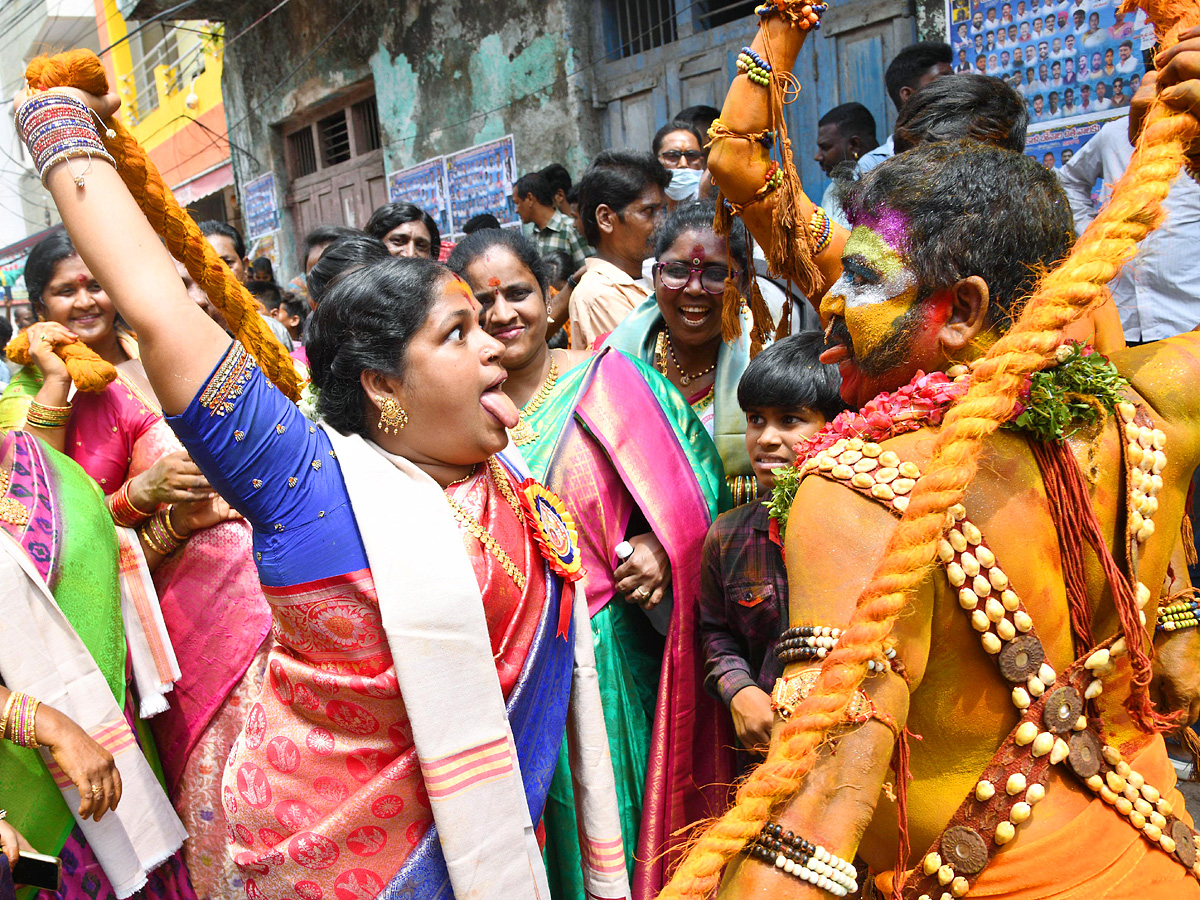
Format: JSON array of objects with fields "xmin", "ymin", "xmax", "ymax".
[
  {"xmin": 487, "ymin": 276, "xmax": 502, "ymax": 288},
  {"xmin": 690, "ymin": 244, "xmax": 706, "ymax": 265},
  {"xmin": 77, "ymin": 274, "xmax": 89, "ymax": 285}
]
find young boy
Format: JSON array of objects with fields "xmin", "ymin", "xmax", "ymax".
[{"xmin": 697, "ymin": 332, "xmax": 846, "ymax": 757}]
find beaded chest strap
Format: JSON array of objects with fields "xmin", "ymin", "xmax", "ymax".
[{"xmin": 798, "ymin": 423, "xmax": 1198, "ymax": 900}]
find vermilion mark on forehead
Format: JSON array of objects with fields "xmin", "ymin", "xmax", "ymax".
[
  {"xmin": 488, "ymin": 277, "xmax": 502, "ymax": 288},
  {"xmin": 77, "ymin": 274, "xmax": 89, "ymax": 285},
  {"xmin": 690, "ymin": 244, "xmax": 705, "ymax": 265},
  {"xmin": 449, "ymin": 276, "xmax": 481, "ymax": 311}
]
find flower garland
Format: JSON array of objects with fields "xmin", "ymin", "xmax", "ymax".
[
  {"xmin": 768, "ymin": 368, "xmax": 970, "ymax": 533},
  {"xmin": 769, "ymin": 343, "xmax": 1129, "ymax": 536}
]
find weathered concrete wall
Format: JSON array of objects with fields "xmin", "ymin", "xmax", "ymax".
[
  {"xmin": 221, "ymin": 0, "xmax": 601, "ymax": 276},
  {"xmin": 914, "ymin": 0, "xmax": 949, "ymax": 44}
]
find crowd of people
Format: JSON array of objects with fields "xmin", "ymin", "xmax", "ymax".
[{"xmin": 1, "ymin": 5, "xmax": 1200, "ymax": 900}]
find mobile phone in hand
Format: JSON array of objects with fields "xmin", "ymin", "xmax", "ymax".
[{"xmin": 12, "ymin": 851, "xmax": 61, "ymax": 891}]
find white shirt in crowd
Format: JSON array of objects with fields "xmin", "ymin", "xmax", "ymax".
[{"xmin": 1058, "ymin": 119, "xmax": 1200, "ymax": 342}]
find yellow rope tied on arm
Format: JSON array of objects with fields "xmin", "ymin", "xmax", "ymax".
[
  {"xmin": 657, "ymin": 1, "xmax": 1200, "ymax": 897},
  {"xmin": 21, "ymin": 49, "xmax": 301, "ymax": 402}
]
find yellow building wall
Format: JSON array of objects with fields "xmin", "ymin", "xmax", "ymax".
[{"xmin": 95, "ymin": 0, "xmax": 229, "ymax": 181}]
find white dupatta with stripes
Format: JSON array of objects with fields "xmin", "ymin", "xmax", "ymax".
[
  {"xmin": 0, "ymin": 530, "xmax": 186, "ymax": 899},
  {"xmin": 321, "ymin": 425, "xmax": 630, "ymax": 900}
]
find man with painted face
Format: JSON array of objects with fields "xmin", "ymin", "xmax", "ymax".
[{"xmin": 693, "ymin": 9, "xmax": 1200, "ymax": 900}]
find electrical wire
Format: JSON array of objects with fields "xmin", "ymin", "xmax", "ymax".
[{"xmin": 146, "ymin": 0, "xmax": 707, "ymax": 180}]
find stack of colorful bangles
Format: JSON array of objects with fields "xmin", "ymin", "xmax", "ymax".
[
  {"xmin": 140, "ymin": 506, "xmax": 187, "ymax": 556},
  {"xmin": 1157, "ymin": 597, "xmax": 1200, "ymax": 633},
  {"xmin": 1, "ymin": 691, "xmax": 41, "ymax": 749},
  {"xmin": 16, "ymin": 92, "xmax": 115, "ymax": 188},
  {"xmin": 737, "ymin": 47, "xmax": 772, "ymax": 86},
  {"xmin": 107, "ymin": 479, "xmax": 154, "ymax": 527},
  {"xmin": 746, "ymin": 822, "xmax": 859, "ymax": 896},
  {"xmin": 25, "ymin": 399, "xmax": 72, "ymax": 429}
]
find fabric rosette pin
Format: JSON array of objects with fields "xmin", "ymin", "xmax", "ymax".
[{"xmin": 518, "ymin": 480, "xmax": 584, "ymax": 582}]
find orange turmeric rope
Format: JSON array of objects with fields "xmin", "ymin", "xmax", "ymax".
[
  {"xmin": 657, "ymin": 1, "xmax": 1200, "ymax": 896},
  {"xmin": 21, "ymin": 49, "xmax": 301, "ymax": 402}
]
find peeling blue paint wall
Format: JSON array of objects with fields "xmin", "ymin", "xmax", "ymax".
[{"xmin": 220, "ymin": 0, "xmax": 601, "ymax": 277}]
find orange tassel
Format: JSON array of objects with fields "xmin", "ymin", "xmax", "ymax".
[
  {"xmin": 720, "ymin": 275, "xmax": 743, "ymax": 344},
  {"xmin": 712, "ymin": 191, "xmax": 733, "ymax": 238},
  {"xmin": 746, "ymin": 276, "xmax": 773, "ymax": 358},
  {"xmin": 5, "ymin": 329, "xmax": 116, "ymax": 393},
  {"xmin": 24, "ymin": 50, "xmax": 301, "ymax": 402}
]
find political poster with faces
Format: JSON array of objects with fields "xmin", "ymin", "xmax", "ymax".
[
  {"xmin": 445, "ymin": 136, "xmax": 519, "ymax": 236},
  {"xmin": 387, "ymin": 157, "xmax": 451, "ymax": 239},
  {"xmin": 947, "ymin": 0, "xmax": 1154, "ymax": 132}
]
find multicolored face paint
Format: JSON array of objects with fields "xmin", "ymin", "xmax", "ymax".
[{"xmin": 821, "ymin": 223, "xmax": 920, "ymax": 362}]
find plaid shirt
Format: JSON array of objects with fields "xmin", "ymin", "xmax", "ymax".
[
  {"xmin": 698, "ymin": 498, "xmax": 789, "ymax": 708},
  {"xmin": 527, "ymin": 210, "xmax": 589, "ymax": 273}
]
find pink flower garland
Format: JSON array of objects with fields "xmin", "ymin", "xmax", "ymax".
[{"xmin": 793, "ymin": 368, "xmax": 972, "ymax": 466}]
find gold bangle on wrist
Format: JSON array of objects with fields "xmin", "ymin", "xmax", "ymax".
[
  {"xmin": 163, "ymin": 504, "xmax": 189, "ymax": 543},
  {"xmin": 26, "ymin": 399, "xmax": 72, "ymax": 429},
  {"xmin": 0, "ymin": 692, "xmax": 17, "ymax": 742},
  {"xmin": 140, "ymin": 509, "xmax": 182, "ymax": 555}
]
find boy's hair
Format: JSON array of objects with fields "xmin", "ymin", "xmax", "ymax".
[
  {"xmin": 540, "ymin": 249, "xmax": 574, "ymax": 287},
  {"xmin": 737, "ymin": 331, "xmax": 848, "ymax": 421},
  {"xmin": 279, "ymin": 293, "xmax": 309, "ymax": 327},
  {"xmin": 514, "ymin": 172, "xmax": 554, "ymax": 206},
  {"xmin": 246, "ymin": 279, "xmax": 283, "ymax": 311}
]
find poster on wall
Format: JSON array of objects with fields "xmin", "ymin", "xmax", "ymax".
[
  {"xmin": 1023, "ymin": 114, "xmax": 1123, "ymax": 167},
  {"xmin": 947, "ymin": 0, "xmax": 1153, "ymax": 131},
  {"xmin": 387, "ymin": 157, "xmax": 451, "ymax": 239},
  {"xmin": 445, "ymin": 135, "xmax": 519, "ymax": 236},
  {"xmin": 243, "ymin": 172, "xmax": 280, "ymax": 240},
  {"xmin": 249, "ymin": 231, "xmax": 281, "ymax": 274}
]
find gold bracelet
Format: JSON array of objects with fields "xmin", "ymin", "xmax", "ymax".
[
  {"xmin": 140, "ymin": 510, "xmax": 181, "ymax": 555},
  {"xmin": 0, "ymin": 692, "xmax": 16, "ymax": 742},
  {"xmin": 26, "ymin": 399, "xmax": 72, "ymax": 429},
  {"xmin": 162, "ymin": 505, "xmax": 189, "ymax": 543}
]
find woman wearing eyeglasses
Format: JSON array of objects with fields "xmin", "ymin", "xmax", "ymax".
[
  {"xmin": 652, "ymin": 121, "xmax": 706, "ymax": 206},
  {"xmin": 605, "ymin": 200, "xmax": 760, "ymax": 506},
  {"xmin": 448, "ymin": 227, "xmax": 731, "ymax": 900}
]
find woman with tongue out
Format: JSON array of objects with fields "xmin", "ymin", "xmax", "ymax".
[
  {"xmin": 448, "ymin": 227, "xmax": 729, "ymax": 899},
  {"xmin": 605, "ymin": 200, "xmax": 761, "ymax": 506},
  {"xmin": 24, "ymin": 82, "xmax": 628, "ymax": 900}
]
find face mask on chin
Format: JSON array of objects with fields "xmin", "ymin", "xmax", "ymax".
[{"xmin": 665, "ymin": 167, "xmax": 702, "ymax": 202}]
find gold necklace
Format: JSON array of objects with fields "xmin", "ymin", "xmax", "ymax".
[
  {"xmin": 486, "ymin": 456, "xmax": 524, "ymax": 524},
  {"xmin": 665, "ymin": 331, "xmax": 717, "ymax": 386},
  {"xmin": 511, "ymin": 352, "xmax": 560, "ymax": 447},
  {"xmin": 0, "ymin": 467, "xmax": 29, "ymax": 528},
  {"xmin": 445, "ymin": 464, "xmax": 479, "ymax": 489},
  {"xmin": 443, "ymin": 457, "xmax": 527, "ymax": 590}
]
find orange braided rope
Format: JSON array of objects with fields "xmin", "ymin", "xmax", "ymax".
[
  {"xmin": 22, "ymin": 50, "xmax": 301, "ymax": 402},
  {"xmin": 4, "ymin": 329, "xmax": 116, "ymax": 392},
  {"xmin": 656, "ymin": 2, "xmax": 1200, "ymax": 896}
]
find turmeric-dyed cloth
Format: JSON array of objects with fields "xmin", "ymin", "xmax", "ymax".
[{"xmin": 877, "ymin": 737, "xmax": 1199, "ymax": 899}]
